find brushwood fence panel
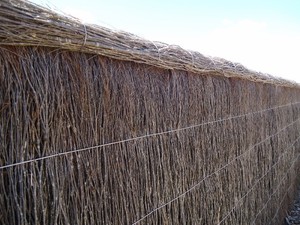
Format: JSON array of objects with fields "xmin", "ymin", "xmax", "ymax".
[{"xmin": 0, "ymin": 46, "xmax": 300, "ymax": 225}]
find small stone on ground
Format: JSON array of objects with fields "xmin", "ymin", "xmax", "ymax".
[{"xmin": 285, "ymin": 188, "xmax": 300, "ymax": 225}]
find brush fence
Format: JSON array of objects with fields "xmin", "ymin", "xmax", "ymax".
[{"xmin": 1, "ymin": 1, "xmax": 300, "ymax": 225}]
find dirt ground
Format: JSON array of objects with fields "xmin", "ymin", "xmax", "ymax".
[{"xmin": 285, "ymin": 188, "xmax": 300, "ymax": 225}]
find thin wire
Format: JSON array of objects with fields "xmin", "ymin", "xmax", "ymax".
[
  {"xmin": 250, "ymin": 153, "xmax": 300, "ymax": 225},
  {"xmin": 1, "ymin": 102, "xmax": 299, "ymax": 170},
  {"xmin": 82, "ymin": 23, "xmax": 87, "ymax": 47},
  {"xmin": 216, "ymin": 136, "xmax": 300, "ymax": 225},
  {"xmin": 268, "ymin": 185, "xmax": 292, "ymax": 225},
  {"xmin": 131, "ymin": 118, "xmax": 300, "ymax": 225}
]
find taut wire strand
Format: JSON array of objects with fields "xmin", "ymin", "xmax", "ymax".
[
  {"xmin": 216, "ymin": 136, "xmax": 300, "ymax": 225},
  {"xmin": 131, "ymin": 117, "xmax": 300, "ymax": 224},
  {"xmin": 1, "ymin": 102, "xmax": 299, "ymax": 170},
  {"xmin": 250, "ymin": 153, "xmax": 300, "ymax": 225}
]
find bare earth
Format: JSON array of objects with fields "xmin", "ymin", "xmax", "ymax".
[{"xmin": 285, "ymin": 188, "xmax": 300, "ymax": 225}]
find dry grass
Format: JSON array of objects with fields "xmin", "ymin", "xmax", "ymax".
[{"xmin": 0, "ymin": 0, "xmax": 298, "ymax": 88}]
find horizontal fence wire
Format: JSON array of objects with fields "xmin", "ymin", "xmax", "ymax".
[
  {"xmin": 269, "ymin": 184, "xmax": 292, "ymax": 225},
  {"xmin": 216, "ymin": 136, "xmax": 300, "ymax": 225},
  {"xmin": 250, "ymin": 152, "xmax": 300, "ymax": 225},
  {"xmin": 131, "ymin": 117, "xmax": 300, "ymax": 224},
  {"xmin": 1, "ymin": 101, "xmax": 300, "ymax": 170}
]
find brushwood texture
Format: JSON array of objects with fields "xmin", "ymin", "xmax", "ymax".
[
  {"xmin": 0, "ymin": 0, "xmax": 299, "ymax": 88},
  {"xmin": 0, "ymin": 46, "xmax": 300, "ymax": 225}
]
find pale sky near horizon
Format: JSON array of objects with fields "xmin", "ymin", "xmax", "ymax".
[{"xmin": 31, "ymin": 0, "xmax": 300, "ymax": 83}]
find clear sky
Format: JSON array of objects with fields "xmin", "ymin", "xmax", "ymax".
[{"xmin": 31, "ymin": 0, "xmax": 300, "ymax": 83}]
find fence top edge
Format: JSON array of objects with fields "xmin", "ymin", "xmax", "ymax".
[{"xmin": 0, "ymin": 0, "xmax": 299, "ymax": 88}]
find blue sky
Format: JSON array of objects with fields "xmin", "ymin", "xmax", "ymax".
[{"xmin": 31, "ymin": 0, "xmax": 300, "ymax": 83}]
